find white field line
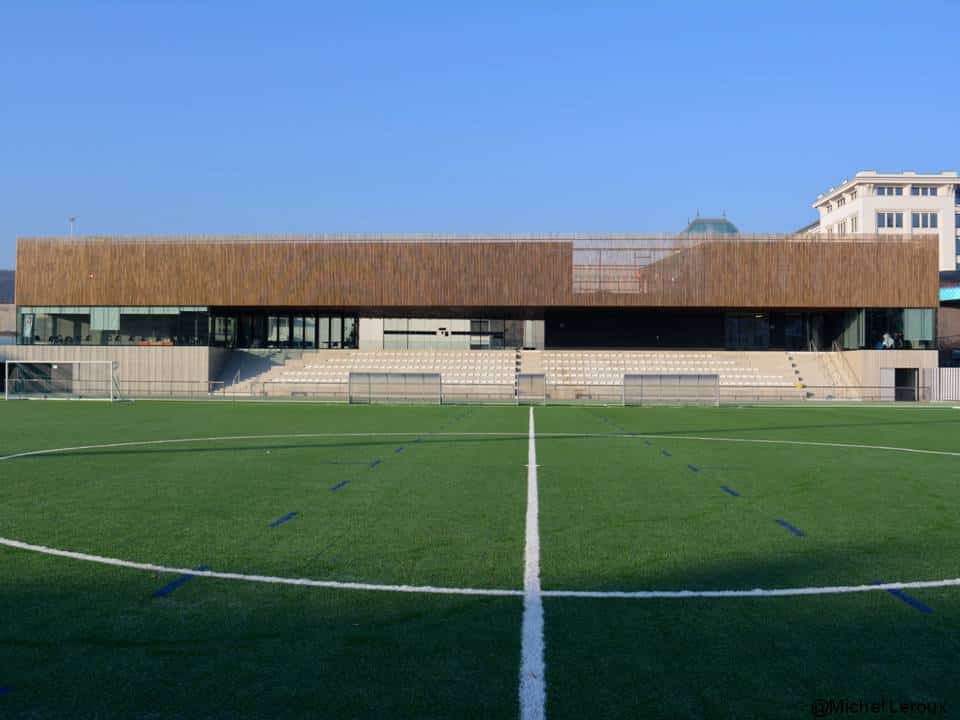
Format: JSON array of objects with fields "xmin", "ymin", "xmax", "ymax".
[
  {"xmin": 3, "ymin": 535, "xmax": 960, "ymax": 600},
  {"xmin": 0, "ymin": 537, "xmax": 522, "ymax": 597},
  {"xmin": 3, "ymin": 432, "xmax": 960, "ymax": 463},
  {"xmin": 541, "ymin": 578, "xmax": 960, "ymax": 598},
  {"xmin": 519, "ymin": 407, "xmax": 546, "ymax": 720}
]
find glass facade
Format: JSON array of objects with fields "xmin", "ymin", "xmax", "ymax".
[
  {"xmin": 211, "ymin": 311, "xmax": 358, "ymax": 349},
  {"xmin": 840, "ymin": 308, "xmax": 934, "ymax": 350},
  {"xmin": 17, "ymin": 306, "xmax": 209, "ymax": 346},
  {"xmin": 16, "ymin": 307, "xmax": 360, "ymax": 349},
  {"xmin": 382, "ymin": 318, "xmax": 506, "ymax": 349}
]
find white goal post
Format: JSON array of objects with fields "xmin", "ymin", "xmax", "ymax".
[
  {"xmin": 623, "ymin": 373, "xmax": 720, "ymax": 407},
  {"xmin": 4, "ymin": 360, "xmax": 122, "ymax": 401}
]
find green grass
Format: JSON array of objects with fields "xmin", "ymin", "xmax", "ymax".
[{"xmin": 2, "ymin": 401, "xmax": 960, "ymax": 718}]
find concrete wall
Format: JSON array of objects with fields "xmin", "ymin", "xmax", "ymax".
[
  {"xmin": 358, "ymin": 318, "xmax": 384, "ymax": 350},
  {"xmin": 0, "ymin": 304, "xmax": 14, "ymax": 336},
  {"xmin": 0, "ymin": 345, "xmax": 217, "ymax": 394},
  {"xmin": 842, "ymin": 349, "xmax": 939, "ymax": 387}
]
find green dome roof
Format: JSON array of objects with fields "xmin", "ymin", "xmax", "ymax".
[{"xmin": 682, "ymin": 216, "xmax": 739, "ymax": 234}]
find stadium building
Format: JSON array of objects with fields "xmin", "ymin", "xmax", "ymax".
[{"xmin": 0, "ymin": 231, "xmax": 943, "ymax": 402}]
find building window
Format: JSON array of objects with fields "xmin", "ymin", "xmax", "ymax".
[
  {"xmin": 16, "ymin": 306, "xmax": 209, "ymax": 346},
  {"xmin": 850, "ymin": 189, "xmax": 858, "ymax": 200},
  {"xmin": 876, "ymin": 186, "xmax": 904, "ymax": 196},
  {"xmin": 911, "ymin": 185, "xmax": 938, "ymax": 197},
  {"xmin": 911, "ymin": 212, "xmax": 938, "ymax": 229},
  {"xmin": 851, "ymin": 216, "xmax": 858, "ymax": 233},
  {"xmin": 877, "ymin": 212, "xmax": 903, "ymax": 229},
  {"xmin": 836, "ymin": 197, "xmax": 846, "ymax": 207}
]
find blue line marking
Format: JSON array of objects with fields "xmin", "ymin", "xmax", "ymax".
[
  {"xmin": 152, "ymin": 565, "xmax": 209, "ymax": 598},
  {"xmin": 720, "ymin": 485, "xmax": 740, "ymax": 497},
  {"xmin": 331, "ymin": 480, "xmax": 350, "ymax": 491},
  {"xmin": 369, "ymin": 459, "xmax": 382, "ymax": 469},
  {"xmin": 269, "ymin": 511, "xmax": 298, "ymax": 528},
  {"xmin": 661, "ymin": 449, "xmax": 672, "ymax": 457},
  {"xmin": 874, "ymin": 581, "xmax": 933, "ymax": 614},
  {"xmin": 775, "ymin": 519, "xmax": 806, "ymax": 537},
  {"xmin": 687, "ymin": 464, "xmax": 700, "ymax": 472}
]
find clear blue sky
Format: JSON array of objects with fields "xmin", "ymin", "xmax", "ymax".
[{"xmin": 2, "ymin": 1, "xmax": 958, "ymax": 267}]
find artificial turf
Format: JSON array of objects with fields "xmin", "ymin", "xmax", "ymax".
[{"xmin": 1, "ymin": 401, "xmax": 959, "ymax": 718}]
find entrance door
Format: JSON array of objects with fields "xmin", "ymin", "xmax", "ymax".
[{"xmin": 894, "ymin": 368, "xmax": 918, "ymax": 401}]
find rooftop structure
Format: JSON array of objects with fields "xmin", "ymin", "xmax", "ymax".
[{"xmin": 682, "ymin": 215, "xmax": 739, "ymax": 235}]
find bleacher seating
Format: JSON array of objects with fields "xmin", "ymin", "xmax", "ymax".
[
  {"xmin": 541, "ymin": 350, "xmax": 797, "ymax": 388},
  {"xmin": 266, "ymin": 349, "xmax": 517, "ymax": 387},
  {"xmin": 222, "ymin": 349, "xmax": 803, "ymax": 400}
]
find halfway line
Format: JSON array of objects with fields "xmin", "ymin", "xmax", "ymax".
[{"xmin": 519, "ymin": 406, "xmax": 546, "ymax": 720}]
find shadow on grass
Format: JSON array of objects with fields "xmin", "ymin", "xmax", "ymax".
[
  {"xmin": 541, "ymin": 546, "xmax": 960, "ymax": 719},
  {"xmin": 2, "ymin": 537, "xmax": 959, "ymax": 718},
  {"xmin": 0, "ymin": 555, "xmax": 522, "ymax": 720}
]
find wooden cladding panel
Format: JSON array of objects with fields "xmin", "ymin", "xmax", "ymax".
[
  {"xmin": 15, "ymin": 240, "xmax": 573, "ymax": 307},
  {"xmin": 15, "ymin": 236, "xmax": 938, "ymax": 309},
  {"xmin": 578, "ymin": 239, "xmax": 937, "ymax": 308}
]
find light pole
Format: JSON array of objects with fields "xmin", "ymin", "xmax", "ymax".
[{"xmin": 68, "ymin": 216, "xmax": 77, "ymax": 236}]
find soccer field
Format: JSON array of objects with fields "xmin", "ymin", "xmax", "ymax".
[{"xmin": 1, "ymin": 401, "xmax": 959, "ymax": 719}]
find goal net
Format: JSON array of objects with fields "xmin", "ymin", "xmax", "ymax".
[
  {"xmin": 348, "ymin": 372, "xmax": 442, "ymax": 404},
  {"xmin": 4, "ymin": 361, "xmax": 122, "ymax": 401},
  {"xmin": 623, "ymin": 373, "xmax": 720, "ymax": 407}
]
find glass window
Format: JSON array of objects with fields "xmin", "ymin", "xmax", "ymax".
[
  {"xmin": 342, "ymin": 317, "xmax": 357, "ymax": 348},
  {"xmin": 330, "ymin": 317, "xmax": 342, "ymax": 348},
  {"xmin": 267, "ymin": 316, "xmax": 281, "ymax": 345},
  {"xmin": 303, "ymin": 316, "xmax": 316, "ymax": 349},
  {"xmin": 292, "ymin": 316, "xmax": 304, "ymax": 347},
  {"xmin": 318, "ymin": 317, "xmax": 330, "ymax": 348},
  {"xmin": 903, "ymin": 308, "xmax": 934, "ymax": 347},
  {"xmin": 877, "ymin": 212, "xmax": 886, "ymax": 228},
  {"xmin": 912, "ymin": 213, "xmax": 920, "ymax": 229},
  {"xmin": 931, "ymin": 213, "xmax": 938, "ymax": 228}
]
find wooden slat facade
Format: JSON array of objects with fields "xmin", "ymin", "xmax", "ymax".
[{"xmin": 14, "ymin": 234, "xmax": 938, "ymax": 309}]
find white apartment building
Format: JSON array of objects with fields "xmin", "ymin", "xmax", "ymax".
[{"xmin": 811, "ymin": 171, "xmax": 960, "ymax": 271}]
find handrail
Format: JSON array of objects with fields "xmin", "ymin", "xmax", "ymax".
[{"xmin": 829, "ymin": 341, "xmax": 860, "ymax": 386}]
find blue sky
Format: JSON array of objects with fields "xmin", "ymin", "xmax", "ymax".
[{"xmin": 1, "ymin": 1, "xmax": 958, "ymax": 267}]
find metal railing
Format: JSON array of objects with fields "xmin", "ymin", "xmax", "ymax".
[
  {"xmin": 118, "ymin": 380, "xmax": 228, "ymax": 399},
  {"xmin": 4, "ymin": 377, "xmax": 935, "ymax": 405}
]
